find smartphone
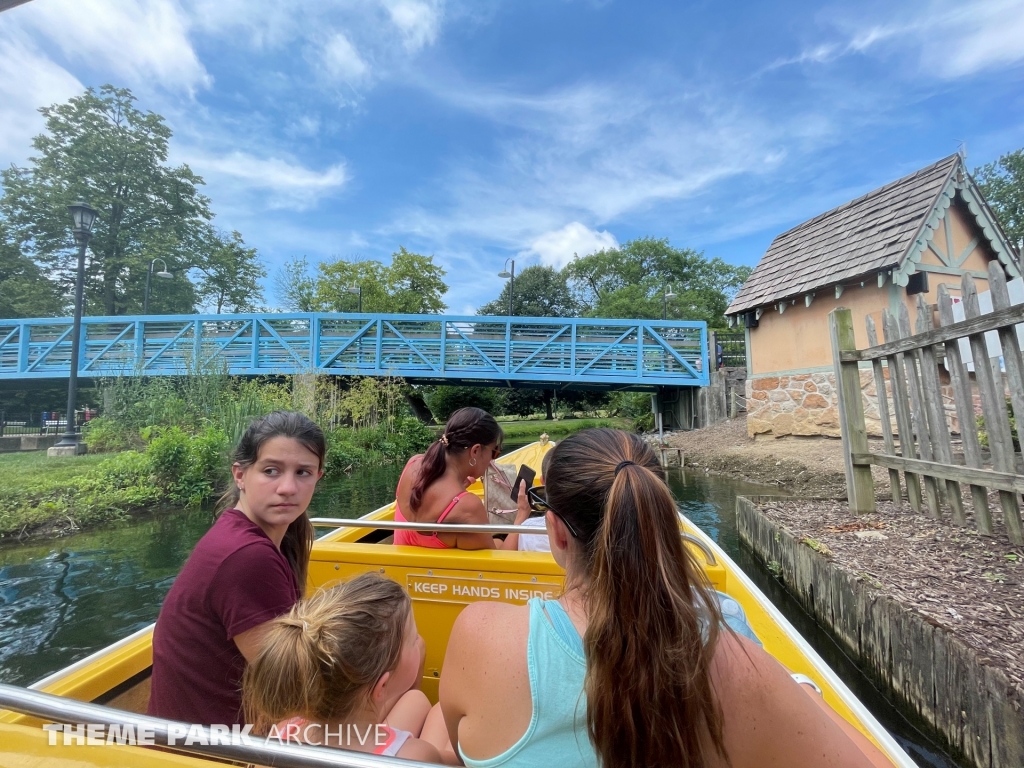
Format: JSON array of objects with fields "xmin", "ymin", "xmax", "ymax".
[{"xmin": 510, "ymin": 464, "xmax": 537, "ymax": 503}]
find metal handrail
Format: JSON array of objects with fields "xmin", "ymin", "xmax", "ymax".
[
  {"xmin": 310, "ymin": 518, "xmax": 717, "ymax": 565},
  {"xmin": 0, "ymin": 683, "xmax": 440, "ymax": 768}
]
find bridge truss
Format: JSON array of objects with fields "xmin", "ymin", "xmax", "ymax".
[{"xmin": 0, "ymin": 313, "xmax": 709, "ymax": 390}]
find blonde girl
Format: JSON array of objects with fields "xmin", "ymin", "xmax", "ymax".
[{"xmin": 242, "ymin": 573, "xmax": 444, "ymax": 762}]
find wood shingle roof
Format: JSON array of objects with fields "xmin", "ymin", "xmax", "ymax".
[{"xmin": 727, "ymin": 155, "xmax": 961, "ymax": 315}]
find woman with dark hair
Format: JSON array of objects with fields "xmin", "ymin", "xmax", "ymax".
[
  {"xmin": 394, "ymin": 407, "xmax": 529, "ymax": 550},
  {"xmin": 440, "ymin": 428, "xmax": 895, "ymax": 768},
  {"xmin": 148, "ymin": 411, "xmax": 325, "ymax": 726}
]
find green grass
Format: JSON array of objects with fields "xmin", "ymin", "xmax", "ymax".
[
  {"xmin": 1, "ymin": 450, "xmax": 108, "ymax": 487},
  {"xmin": 497, "ymin": 417, "xmax": 631, "ymax": 440}
]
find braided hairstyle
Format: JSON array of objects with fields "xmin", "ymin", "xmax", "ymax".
[
  {"xmin": 409, "ymin": 407, "xmax": 502, "ymax": 512},
  {"xmin": 242, "ymin": 573, "xmax": 411, "ymax": 731}
]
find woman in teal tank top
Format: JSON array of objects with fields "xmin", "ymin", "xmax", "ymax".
[{"xmin": 440, "ymin": 429, "xmax": 895, "ymax": 768}]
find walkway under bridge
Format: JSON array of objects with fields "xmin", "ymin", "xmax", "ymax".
[{"xmin": 0, "ymin": 313, "xmax": 709, "ymax": 391}]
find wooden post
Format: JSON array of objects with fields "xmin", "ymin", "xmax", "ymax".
[
  {"xmin": 882, "ymin": 311, "xmax": 923, "ymax": 513},
  {"xmin": 984, "ymin": 264, "xmax": 1024, "ymax": 543},
  {"xmin": 937, "ymin": 285, "xmax": 990, "ymax": 531},
  {"xmin": 962, "ymin": 273, "xmax": 1022, "ymax": 543},
  {"xmin": 915, "ymin": 294, "xmax": 965, "ymax": 524},
  {"xmin": 829, "ymin": 308, "xmax": 876, "ymax": 513},
  {"xmin": 897, "ymin": 302, "xmax": 942, "ymax": 518},
  {"xmin": 865, "ymin": 315, "xmax": 902, "ymax": 506}
]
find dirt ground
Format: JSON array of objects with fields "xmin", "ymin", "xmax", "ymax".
[
  {"xmin": 758, "ymin": 498, "xmax": 1024, "ymax": 694},
  {"xmin": 659, "ymin": 417, "xmax": 1024, "ymax": 694},
  {"xmin": 661, "ymin": 418, "xmax": 891, "ymax": 498}
]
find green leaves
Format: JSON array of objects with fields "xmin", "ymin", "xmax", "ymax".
[
  {"xmin": 478, "ymin": 265, "xmax": 579, "ymax": 317},
  {"xmin": 975, "ymin": 148, "xmax": 1024, "ymax": 255}
]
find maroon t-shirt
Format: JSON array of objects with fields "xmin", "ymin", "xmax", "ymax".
[{"xmin": 148, "ymin": 508, "xmax": 300, "ymax": 725}]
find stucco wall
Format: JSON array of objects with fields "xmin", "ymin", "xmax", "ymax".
[{"xmin": 744, "ymin": 205, "xmax": 997, "ymax": 438}]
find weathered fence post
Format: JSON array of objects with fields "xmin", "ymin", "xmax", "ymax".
[
  {"xmin": 865, "ymin": 315, "xmax": 901, "ymax": 506},
  {"xmin": 829, "ymin": 308, "xmax": 876, "ymax": 513}
]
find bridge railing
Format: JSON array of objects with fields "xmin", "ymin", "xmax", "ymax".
[{"xmin": 0, "ymin": 313, "xmax": 709, "ymax": 388}]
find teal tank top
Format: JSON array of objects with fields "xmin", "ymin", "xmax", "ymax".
[
  {"xmin": 457, "ymin": 592, "xmax": 760, "ymax": 768},
  {"xmin": 459, "ymin": 597, "xmax": 597, "ymax": 768}
]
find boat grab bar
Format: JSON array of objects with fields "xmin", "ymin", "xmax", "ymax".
[
  {"xmin": 0, "ymin": 683, "xmax": 440, "ymax": 768},
  {"xmin": 310, "ymin": 518, "xmax": 717, "ymax": 566}
]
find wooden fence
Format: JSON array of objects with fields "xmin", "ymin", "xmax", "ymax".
[{"xmin": 830, "ymin": 261, "xmax": 1024, "ymax": 544}]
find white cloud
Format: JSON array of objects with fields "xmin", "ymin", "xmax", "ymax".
[
  {"xmin": 187, "ymin": 151, "xmax": 349, "ymax": 210},
  {"xmin": 767, "ymin": 0, "xmax": 1024, "ymax": 80},
  {"xmin": 522, "ymin": 223, "xmax": 618, "ymax": 268},
  {"xmin": 12, "ymin": 0, "xmax": 210, "ymax": 93},
  {"xmin": 0, "ymin": 31, "xmax": 83, "ymax": 164},
  {"xmin": 381, "ymin": 0, "xmax": 443, "ymax": 51},
  {"xmin": 321, "ymin": 32, "xmax": 371, "ymax": 84}
]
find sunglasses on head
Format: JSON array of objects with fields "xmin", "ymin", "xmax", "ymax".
[{"xmin": 526, "ymin": 485, "xmax": 579, "ymax": 538}]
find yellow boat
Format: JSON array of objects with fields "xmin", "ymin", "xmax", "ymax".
[{"xmin": 0, "ymin": 440, "xmax": 916, "ymax": 767}]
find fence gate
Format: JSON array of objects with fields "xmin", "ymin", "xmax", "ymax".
[{"xmin": 830, "ymin": 261, "xmax": 1024, "ymax": 544}]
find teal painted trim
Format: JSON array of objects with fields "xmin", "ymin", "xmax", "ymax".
[
  {"xmin": 749, "ymin": 365, "xmax": 833, "ymax": 378},
  {"xmin": 955, "ymin": 236, "xmax": 980, "ymax": 267},
  {"xmin": 915, "ymin": 263, "xmax": 988, "ymax": 278},
  {"xmin": 894, "ymin": 159, "xmax": 960, "ymax": 288},
  {"xmin": 744, "ymin": 326, "xmax": 752, "ymax": 373},
  {"xmin": 943, "ymin": 214, "xmax": 955, "ymax": 268},
  {"xmin": 959, "ymin": 179, "xmax": 1022, "ymax": 278},
  {"xmin": 887, "ymin": 280, "xmax": 901, "ymax": 325},
  {"xmin": 927, "ymin": 241, "xmax": 951, "ymax": 266}
]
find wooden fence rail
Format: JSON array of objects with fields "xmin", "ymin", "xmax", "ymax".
[{"xmin": 830, "ymin": 261, "xmax": 1024, "ymax": 544}]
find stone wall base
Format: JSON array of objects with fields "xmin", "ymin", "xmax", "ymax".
[{"xmin": 737, "ymin": 497, "xmax": 1024, "ymax": 768}]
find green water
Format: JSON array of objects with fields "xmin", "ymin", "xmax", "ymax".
[{"xmin": 0, "ymin": 461, "xmax": 959, "ymax": 767}]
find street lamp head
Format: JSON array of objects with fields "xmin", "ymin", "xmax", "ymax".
[
  {"xmin": 665, "ymin": 290, "xmax": 677, "ymax": 299},
  {"xmin": 498, "ymin": 270, "xmax": 512, "ymax": 279},
  {"xmin": 67, "ymin": 201, "xmax": 98, "ymax": 238},
  {"xmin": 347, "ymin": 286, "xmax": 361, "ymax": 295},
  {"xmin": 156, "ymin": 270, "xmax": 173, "ymax": 279}
]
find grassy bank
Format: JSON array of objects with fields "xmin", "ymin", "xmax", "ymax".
[{"xmin": 497, "ymin": 417, "xmax": 631, "ymax": 440}]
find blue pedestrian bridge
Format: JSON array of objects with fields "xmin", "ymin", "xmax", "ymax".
[{"xmin": 0, "ymin": 313, "xmax": 709, "ymax": 390}]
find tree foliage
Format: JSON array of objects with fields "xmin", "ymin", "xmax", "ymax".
[
  {"xmin": 0, "ymin": 85, "xmax": 267, "ymax": 317},
  {"xmin": 194, "ymin": 229, "xmax": 266, "ymax": 313},
  {"xmin": 280, "ymin": 247, "xmax": 449, "ymax": 314},
  {"xmin": 0, "ymin": 222, "xmax": 65, "ymax": 318},
  {"xmin": 478, "ymin": 265, "xmax": 579, "ymax": 317},
  {"xmin": 976, "ymin": 148, "xmax": 1024, "ymax": 254},
  {"xmin": 563, "ymin": 237, "xmax": 751, "ymax": 327}
]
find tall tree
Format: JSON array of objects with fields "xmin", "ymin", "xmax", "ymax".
[
  {"xmin": 563, "ymin": 237, "xmax": 750, "ymax": 326},
  {"xmin": 0, "ymin": 222, "xmax": 64, "ymax": 318},
  {"xmin": 276, "ymin": 256, "xmax": 318, "ymax": 312},
  {"xmin": 0, "ymin": 85, "xmax": 212, "ymax": 316},
  {"xmin": 976, "ymin": 148, "xmax": 1024, "ymax": 255},
  {"xmin": 478, "ymin": 265, "xmax": 579, "ymax": 317},
  {"xmin": 194, "ymin": 229, "xmax": 266, "ymax": 313},
  {"xmin": 305, "ymin": 248, "xmax": 448, "ymax": 314}
]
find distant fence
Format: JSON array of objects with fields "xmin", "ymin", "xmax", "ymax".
[
  {"xmin": 712, "ymin": 330, "xmax": 746, "ymax": 369},
  {"xmin": 830, "ymin": 261, "xmax": 1024, "ymax": 545},
  {"xmin": 0, "ymin": 411, "xmax": 93, "ymax": 437}
]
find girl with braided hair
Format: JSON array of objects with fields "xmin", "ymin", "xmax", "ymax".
[{"xmin": 394, "ymin": 407, "xmax": 530, "ymax": 550}]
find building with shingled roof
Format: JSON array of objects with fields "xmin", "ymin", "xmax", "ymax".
[{"xmin": 725, "ymin": 154, "xmax": 1021, "ymax": 438}]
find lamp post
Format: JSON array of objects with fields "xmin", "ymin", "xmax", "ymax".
[
  {"xmin": 143, "ymin": 258, "xmax": 173, "ymax": 314},
  {"xmin": 662, "ymin": 286, "xmax": 677, "ymax": 320},
  {"xmin": 49, "ymin": 202, "xmax": 98, "ymax": 457},
  {"xmin": 498, "ymin": 258, "xmax": 515, "ymax": 316},
  {"xmin": 347, "ymin": 285, "xmax": 362, "ymax": 313}
]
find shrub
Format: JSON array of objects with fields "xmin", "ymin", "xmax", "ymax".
[
  {"xmin": 426, "ymin": 386, "xmax": 502, "ymax": 422},
  {"xmin": 146, "ymin": 425, "xmax": 230, "ymax": 506},
  {"xmin": 82, "ymin": 416, "xmax": 139, "ymax": 453}
]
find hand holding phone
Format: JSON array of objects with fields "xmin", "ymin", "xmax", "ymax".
[{"xmin": 510, "ymin": 464, "xmax": 536, "ymax": 502}]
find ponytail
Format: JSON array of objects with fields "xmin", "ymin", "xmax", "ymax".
[
  {"xmin": 242, "ymin": 573, "xmax": 410, "ymax": 732},
  {"xmin": 545, "ymin": 429, "xmax": 727, "ymax": 768},
  {"xmin": 410, "ymin": 407, "xmax": 502, "ymax": 511}
]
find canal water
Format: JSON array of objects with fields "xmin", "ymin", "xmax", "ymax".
[{"xmin": 0, "ymin": 458, "xmax": 961, "ymax": 767}]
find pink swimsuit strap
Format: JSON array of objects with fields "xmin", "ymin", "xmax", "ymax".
[{"xmin": 394, "ymin": 459, "xmax": 470, "ymax": 548}]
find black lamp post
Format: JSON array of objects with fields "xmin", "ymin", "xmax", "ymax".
[
  {"xmin": 662, "ymin": 286, "xmax": 677, "ymax": 320},
  {"xmin": 498, "ymin": 258, "xmax": 515, "ymax": 316},
  {"xmin": 50, "ymin": 201, "xmax": 98, "ymax": 456},
  {"xmin": 347, "ymin": 285, "xmax": 362, "ymax": 313},
  {"xmin": 143, "ymin": 258, "xmax": 172, "ymax": 314}
]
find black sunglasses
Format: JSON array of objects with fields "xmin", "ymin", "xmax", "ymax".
[{"xmin": 526, "ymin": 485, "xmax": 579, "ymax": 538}]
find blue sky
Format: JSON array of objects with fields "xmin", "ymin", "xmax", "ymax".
[{"xmin": 1, "ymin": 0, "xmax": 1023, "ymax": 314}]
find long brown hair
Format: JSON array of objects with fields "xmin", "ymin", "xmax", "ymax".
[
  {"xmin": 242, "ymin": 573, "xmax": 411, "ymax": 731},
  {"xmin": 545, "ymin": 428, "xmax": 728, "ymax": 768},
  {"xmin": 216, "ymin": 410, "xmax": 325, "ymax": 595},
  {"xmin": 410, "ymin": 406, "xmax": 502, "ymax": 511}
]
